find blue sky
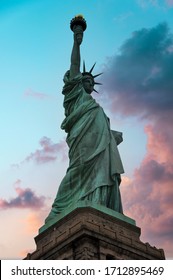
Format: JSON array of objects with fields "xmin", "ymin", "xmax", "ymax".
[{"xmin": 0, "ymin": 0, "xmax": 173, "ymax": 259}]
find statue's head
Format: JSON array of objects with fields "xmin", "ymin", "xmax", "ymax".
[
  {"xmin": 82, "ymin": 75, "xmax": 94, "ymax": 94},
  {"xmin": 82, "ymin": 62, "xmax": 102, "ymax": 94}
]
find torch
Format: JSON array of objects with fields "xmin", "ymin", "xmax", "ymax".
[{"xmin": 70, "ymin": 14, "xmax": 87, "ymax": 32}]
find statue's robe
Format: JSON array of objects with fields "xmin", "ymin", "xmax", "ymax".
[{"xmin": 45, "ymin": 71, "xmax": 124, "ymax": 222}]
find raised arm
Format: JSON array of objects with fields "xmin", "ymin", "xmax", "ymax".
[{"xmin": 70, "ymin": 25, "xmax": 83, "ymax": 79}]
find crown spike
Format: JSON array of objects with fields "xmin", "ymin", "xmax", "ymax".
[
  {"xmin": 83, "ymin": 60, "xmax": 86, "ymax": 73},
  {"xmin": 93, "ymin": 72, "xmax": 103, "ymax": 78},
  {"xmin": 89, "ymin": 62, "xmax": 96, "ymax": 74},
  {"xmin": 94, "ymin": 82, "xmax": 102, "ymax": 85},
  {"xmin": 93, "ymin": 88, "xmax": 99, "ymax": 94}
]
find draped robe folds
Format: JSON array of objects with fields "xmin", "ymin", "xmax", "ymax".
[{"xmin": 45, "ymin": 71, "xmax": 124, "ymax": 223}]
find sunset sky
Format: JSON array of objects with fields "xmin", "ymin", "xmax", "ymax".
[{"xmin": 0, "ymin": 0, "xmax": 173, "ymax": 259}]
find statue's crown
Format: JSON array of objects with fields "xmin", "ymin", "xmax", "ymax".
[{"xmin": 82, "ymin": 61, "xmax": 103, "ymax": 93}]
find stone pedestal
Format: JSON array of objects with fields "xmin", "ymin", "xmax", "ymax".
[{"xmin": 25, "ymin": 202, "xmax": 165, "ymax": 260}]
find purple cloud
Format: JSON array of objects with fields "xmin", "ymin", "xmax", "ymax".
[
  {"xmin": 102, "ymin": 22, "xmax": 173, "ymax": 119},
  {"xmin": 0, "ymin": 180, "xmax": 46, "ymax": 210},
  {"xmin": 25, "ymin": 137, "xmax": 67, "ymax": 164},
  {"xmin": 166, "ymin": 0, "xmax": 173, "ymax": 6},
  {"xmin": 101, "ymin": 22, "xmax": 173, "ymax": 258}
]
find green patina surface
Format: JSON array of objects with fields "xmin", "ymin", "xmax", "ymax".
[
  {"xmin": 40, "ymin": 201, "xmax": 136, "ymax": 234},
  {"xmin": 44, "ymin": 16, "xmax": 127, "ymax": 228}
]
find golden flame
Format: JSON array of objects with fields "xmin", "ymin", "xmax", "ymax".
[{"xmin": 75, "ymin": 14, "xmax": 84, "ymax": 19}]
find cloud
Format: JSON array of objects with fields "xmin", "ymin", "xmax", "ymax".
[
  {"xmin": 24, "ymin": 212, "xmax": 47, "ymax": 234},
  {"xmin": 113, "ymin": 12, "xmax": 133, "ymax": 23},
  {"xmin": 102, "ymin": 22, "xmax": 173, "ymax": 258},
  {"xmin": 166, "ymin": 0, "xmax": 173, "ymax": 6},
  {"xmin": 19, "ymin": 249, "xmax": 31, "ymax": 259},
  {"xmin": 137, "ymin": 0, "xmax": 152, "ymax": 9},
  {"xmin": 18, "ymin": 204, "xmax": 51, "ymax": 258},
  {"xmin": 121, "ymin": 143, "xmax": 173, "ymax": 258},
  {"xmin": 0, "ymin": 180, "xmax": 46, "ymax": 210},
  {"xmin": 24, "ymin": 136, "xmax": 67, "ymax": 164},
  {"xmin": 24, "ymin": 88, "xmax": 54, "ymax": 100},
  {"xmin": 102, "ymin": 22, "xmax": 173, "ymax": 119},
  {"xmin": 137, "ymin": 0, "xmax": 173, "ymax": 9},
  {"xmin": 12, "ymin": 137, "xmax": 68, "ymax": 168}
]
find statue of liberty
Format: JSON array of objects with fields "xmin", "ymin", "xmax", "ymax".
[{"xmin": 45, "ymin": 16, "xmax": 124, "ymax": 223}]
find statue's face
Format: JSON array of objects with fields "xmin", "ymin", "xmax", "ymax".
[{"xmin": 82, "ymin": 76, "xmax": 94, "ymax": 94}]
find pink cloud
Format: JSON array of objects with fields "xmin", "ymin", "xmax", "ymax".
[
  {"xmin": 101, "ymin": 22, "xmax": 173, "ymax": 258},
  {"xmin": 24, "ymin": 212, "xmax": 46, "ymax": 234},
  {"xmin": 24, "ymin": 88, "xmax": 54, "ymax": 100},
  {"xmin": 0, "ymin": 180, "xmax": 46, "ymax": 210},
  {"xmin": 166, "ymin": 0, "xmax": 173, "ymax": 6},
  {"xmin": 19, "ymin": 249, "xmax": 32, "ymax": 259},
  {"xmin": 145, "ymin": 120, "xmax": 173, "ymax": 164},
  {"xmin": 24, "ymin": 137, "xmax": 67, "ymax": 164},
  {"xmin": 121, "ymin": 120, "xmax": 173, "ymax": 258}
]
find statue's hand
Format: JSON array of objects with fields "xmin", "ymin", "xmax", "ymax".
[{"xmin": 73, "ymin": 25, "xmax": 83, "ymax": 45}]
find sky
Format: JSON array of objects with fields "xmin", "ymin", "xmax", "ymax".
[{"xmin": 0, "ymin": 0, "xmax": 173, "ymax": 259}]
